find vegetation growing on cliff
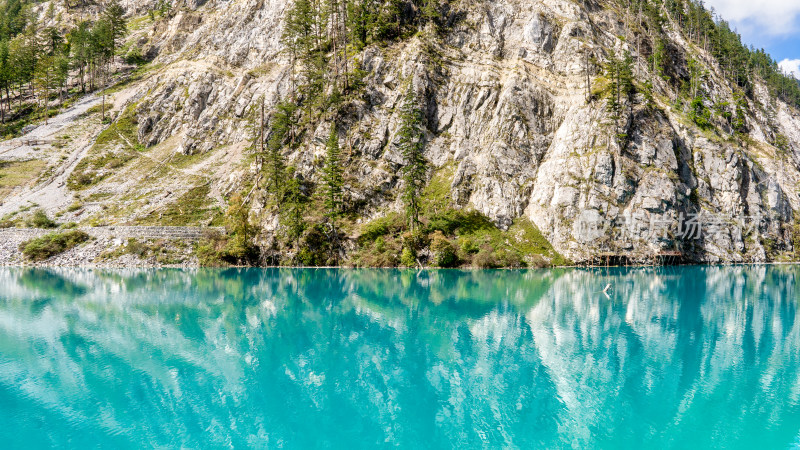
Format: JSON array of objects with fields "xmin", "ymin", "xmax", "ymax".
[
  {"xmin": 591, "ymin": 0, "xmax": 800, "ymax": 144},
  {"xmin": 19, "ymin": 229, "xmax": 89, "ymax": 261},
  {"xmin": 398, "ymin": 84, "xmax": 427, "ymax": 231},
  {"xmin": 0, "ymin": 0, "xmax": 137, "ymax": 135},
  {"xmin": 3, "ymin": 0, "xmax": 800, "ymax": 267},
  {"xmin": 202, "ymin": 0, "xmax": 800, "ymax": 268}
]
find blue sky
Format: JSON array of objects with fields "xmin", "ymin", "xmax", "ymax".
[{"xmin": 703, "ymin": 0, "xmax": 800, "ymax": 78}]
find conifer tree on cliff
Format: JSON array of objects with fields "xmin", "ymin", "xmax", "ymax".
[{"xmin": 397, "ymin": 84, "xmax": 427, "ymax": 231}]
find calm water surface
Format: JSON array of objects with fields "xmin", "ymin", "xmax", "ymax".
[{"xmin": 1, "ymin": 266, "xmax": 800, "ymax": 448}]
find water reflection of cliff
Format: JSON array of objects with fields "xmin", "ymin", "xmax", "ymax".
[{"xmin": 0, "ymin": 267, "xmax": 798, "ymax": 448}]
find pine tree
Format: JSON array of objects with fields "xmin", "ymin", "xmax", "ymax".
[
  {"xmin": 282, "ymin": 168, "xmax": 307, "ymax": 251},
  {"xmin": 263, "ymin": 101, "xmax": 297, "ymax": 201},
  {"xmin": 43, "ymin": 26, "xmax": 63, "ymax": 56},
  {"xmin": 0, "ymin": 0, "xmax": 25, "ymax": 41},
  {"xmin": 283, "ymin": 0, "xmax": 329, "ymax": 105},
  {"xmin": 91, "ymin": 19, "xmax": 114, "ymax": 120},
  {"xmin": 321, "ymin": 123, "xmax": 344, "ymax": 263},
  {"xmin": 69, "ymin": 21, "xmax": 92, "ymax": 93},
  {"xmin": 103, "ymin": 0, "xmax": 127, "ymax": 63},
  {"xmin": 328, "ymin": 0, "xmax": 342, "ymax": 89},
  {"xmin": 9, "ymin": 36, "xmax": 35, "ymax": 107},
  {"xmin": 608, "ymin": 51, "xmax": 635, "ymax": 112},
  {"xmin": 0, "ymin": 40, "xmax": 10, "ymax": 123},
  {"xmin": 732, "ymin": 91, "xmax": 747, "ymax": 135},
  {"xmin": 605, "ymin": 51, "xmax": 635, "ymax": 138},
  {"xmin": 224, "ymin": 193, "xmax": 258, "ymax": 264},
  {"xmin": 650, "ymin": 35, "xmax": 666, "ymax": 76},
  {"xmin": 420, "ymin": 0, "xmax": 439, "ymax": 29},
  {"xmin": 322, "ymin": 124, "xmax": 344, "ymax": 221},
  {"xmin": 19, "ymin": 17, "xmax": 42, "ymax": 98},
  {"xmin": 397, "ymin": 84, "xmax": 427, "ymax": 230},
  {"xmin": 283, "ymin": 0, "xmax": 314, "ymax": 61},
  {"xmin": 687, "ymin": 56, "xmax": 703, "ymax": 98},
  {"xmin": 346, "ymin": 0, "xmax": 370, "ymax": 50},
  {"xmin": 53, "ymin": 50, "xmax": 70, "ymax": 99},
  {"xmin": 33, "ymin": 54, "xmax": 54, "ymax": 123}
]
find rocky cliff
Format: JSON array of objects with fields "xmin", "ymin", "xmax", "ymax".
[{"xmin": 3, "ymin": 0, "xmax": 800, "ymax": 266}]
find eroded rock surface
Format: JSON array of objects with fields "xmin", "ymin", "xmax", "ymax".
[{"xmin": 8, "ymin": 0, "xmax": 800, "ymax": 264}]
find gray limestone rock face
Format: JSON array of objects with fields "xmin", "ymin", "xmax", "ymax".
[
  {"xmin": 95, "ymin": 0, "xmax": 800, "ymax": 263},
  {"xmin": 524, "ymin": 14, "xmax": 556, "ymax": 53}
]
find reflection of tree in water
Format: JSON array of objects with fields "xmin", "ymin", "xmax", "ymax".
[
  {"xmin": 527, "ymin": 266, "xmax": 800, "ymax": 449},
  {"xmin": 16, "ymin": 268, "xmax": 87, "ymax": 302},
  {"xmin": 0, "ymin": 267, "xmax": 799, "ymax": 448}
]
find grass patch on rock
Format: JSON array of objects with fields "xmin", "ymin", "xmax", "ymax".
[
  {"xmin": 351, "ymin": 162, "xmax": 568, "ymax": 268},
  {"xmin": 20, "ymin": 230, "xmax": 90, "ymax": 261},
  {"xmin": 93, "ymin": 104, "xmax": 139, "ymax": 149},
  {"xmin": 67, "ymin": 151, "xmax": 136, "ymax": 189},
  {"xmin": 136, "ymin": 184, "xmax": 224, "ymax": 226},
  {"xmin": 98, "ymin": 238, "xmax": 188, "ymax": 265},
  {"xmin": 0, "ymin": 159, "xmax": 47, "ymax": 199},
  {"xmin": 352, "ymin": 210, "xmax": 568, "ymax": 269},
  {"xmin": 27, "ymin": 210, "xmax": 58, "ymax": 229},
  {"xmin": 68, "ymin": 104, "xmax": 141, "ymax": 190}
]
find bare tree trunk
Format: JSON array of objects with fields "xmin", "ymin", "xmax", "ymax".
[
  {"xmin": 43, "ymin": 73, "xmax": 50, "ymax": 126},
  {"xmin": 330, "ymin": 0, "xmax": 340, "ymax": 90},
  {"xmin": 341, "ymin": 0, "xmax": 349, "ymax": 91},
  {"xmin": 261, "ymin": 101, "xmax": 265, "ymax": 153},
  {"xmin": 290, "ymin": 49, "xmax": 297, "ymax": 145},
  {"xmin": 585, "ymin": 48, "xmax": 591, "ymax": 102},
  {"xmin": 101, "ymin": 60, "xmax": 107, "ymax": 121},
  {"xmin": 5, "ymin": 85, "xmax": 10, "ymax": 116}
]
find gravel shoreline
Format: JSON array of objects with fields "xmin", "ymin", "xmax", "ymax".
[{"xmin": 0, "ymin": 226, "xmax": 223, "ymax": 267}]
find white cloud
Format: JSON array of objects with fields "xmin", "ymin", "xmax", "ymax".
[
  {"xmin": 704, "ymin": 0, "xmax": 800, "ymax": 36},
  {"xmin": 779, "ymin": 59, "xmax": 800, "ymax": 79}
]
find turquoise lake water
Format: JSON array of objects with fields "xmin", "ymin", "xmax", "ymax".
[{"xmin": 1, "ymin": 266, "xmax": 800, "ymax": 448}]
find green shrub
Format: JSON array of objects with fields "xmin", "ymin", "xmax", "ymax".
[
  {"xmin": 28, "ymin": 210, "xmax": 57, "ymax": 229},
  {"xmin": 374, "ymin": 236, "xmax": 387, "ymax": 253},
  {"xmin": 493, "ymin": 248, "xmax": 523, "ymax": 268},
  {"xmin": 137, "ymin": 185, "xmax": 223, "ymax": 226},
  {"xmin": 125, "ymin": 238, "xmax": 149, "ymax": 257},
  {"xmin": 85, "ymin": 105, "xmax": 103, "ymax": 115},
  {"xmin": 528, "ymin": 255, "xmax": 550, "ymax": 269},
  {"xmin": 20, "ymin": 230, "xmax": 90, "ymax": 261},
  {"xmin": 67, "ymin": 151, "xmax": 136, "ymax": 190},
  {"xmin": 401, "ymin": 247, "xmax": 417, "ymax": 267},
  {"xmin": 196, "ymin": 230, "xmax": 259, "ymax": 267},
  {"xmin": 353, "ymin": 235, "xmax": 401, "ymax": 267},
  {"xmin": 66, "ymin": 202, "xmax": 83, "ymax": 212},
  {"xmin": 458, "ymin": 236, "xmax": 480, "ymax": 255},
  {"xmin": 473, "ymin": 244, "xmax": 498, "ymax": 269},
  {"xmin": 124, "ymin": 47, "xmax": 147, "ymax": 65},
  {"xmin": 358, "ymin": 213, "xmax": 404, "ymax": 244},
  {"xmin": 426, "ymin": 209, "xmax": 494, "ymax": 235},
  {"xmin": 223, "ymin": 193, "xmax": 259, "ymax": 264},
  {"xmin": 430, "ymin": 231, "xmax": 458, "ymax": 268},
  {"xmin": 196, "ymin": 231, "xmax": 233, "ymax": 266},
  {"xmin": 196, "ymin": 193, "xmax": 259, "ymax": 267},
  {"xmin": 689, "ymin": 96, "xmax": 712, "ymax": 129},
  {"xmin": 296, "ymin": 224, "xmax": 331, "ymax": 266},
  {"xmin": 470, "ymin": 245, "xmax": 525, "ymax": 269}
]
